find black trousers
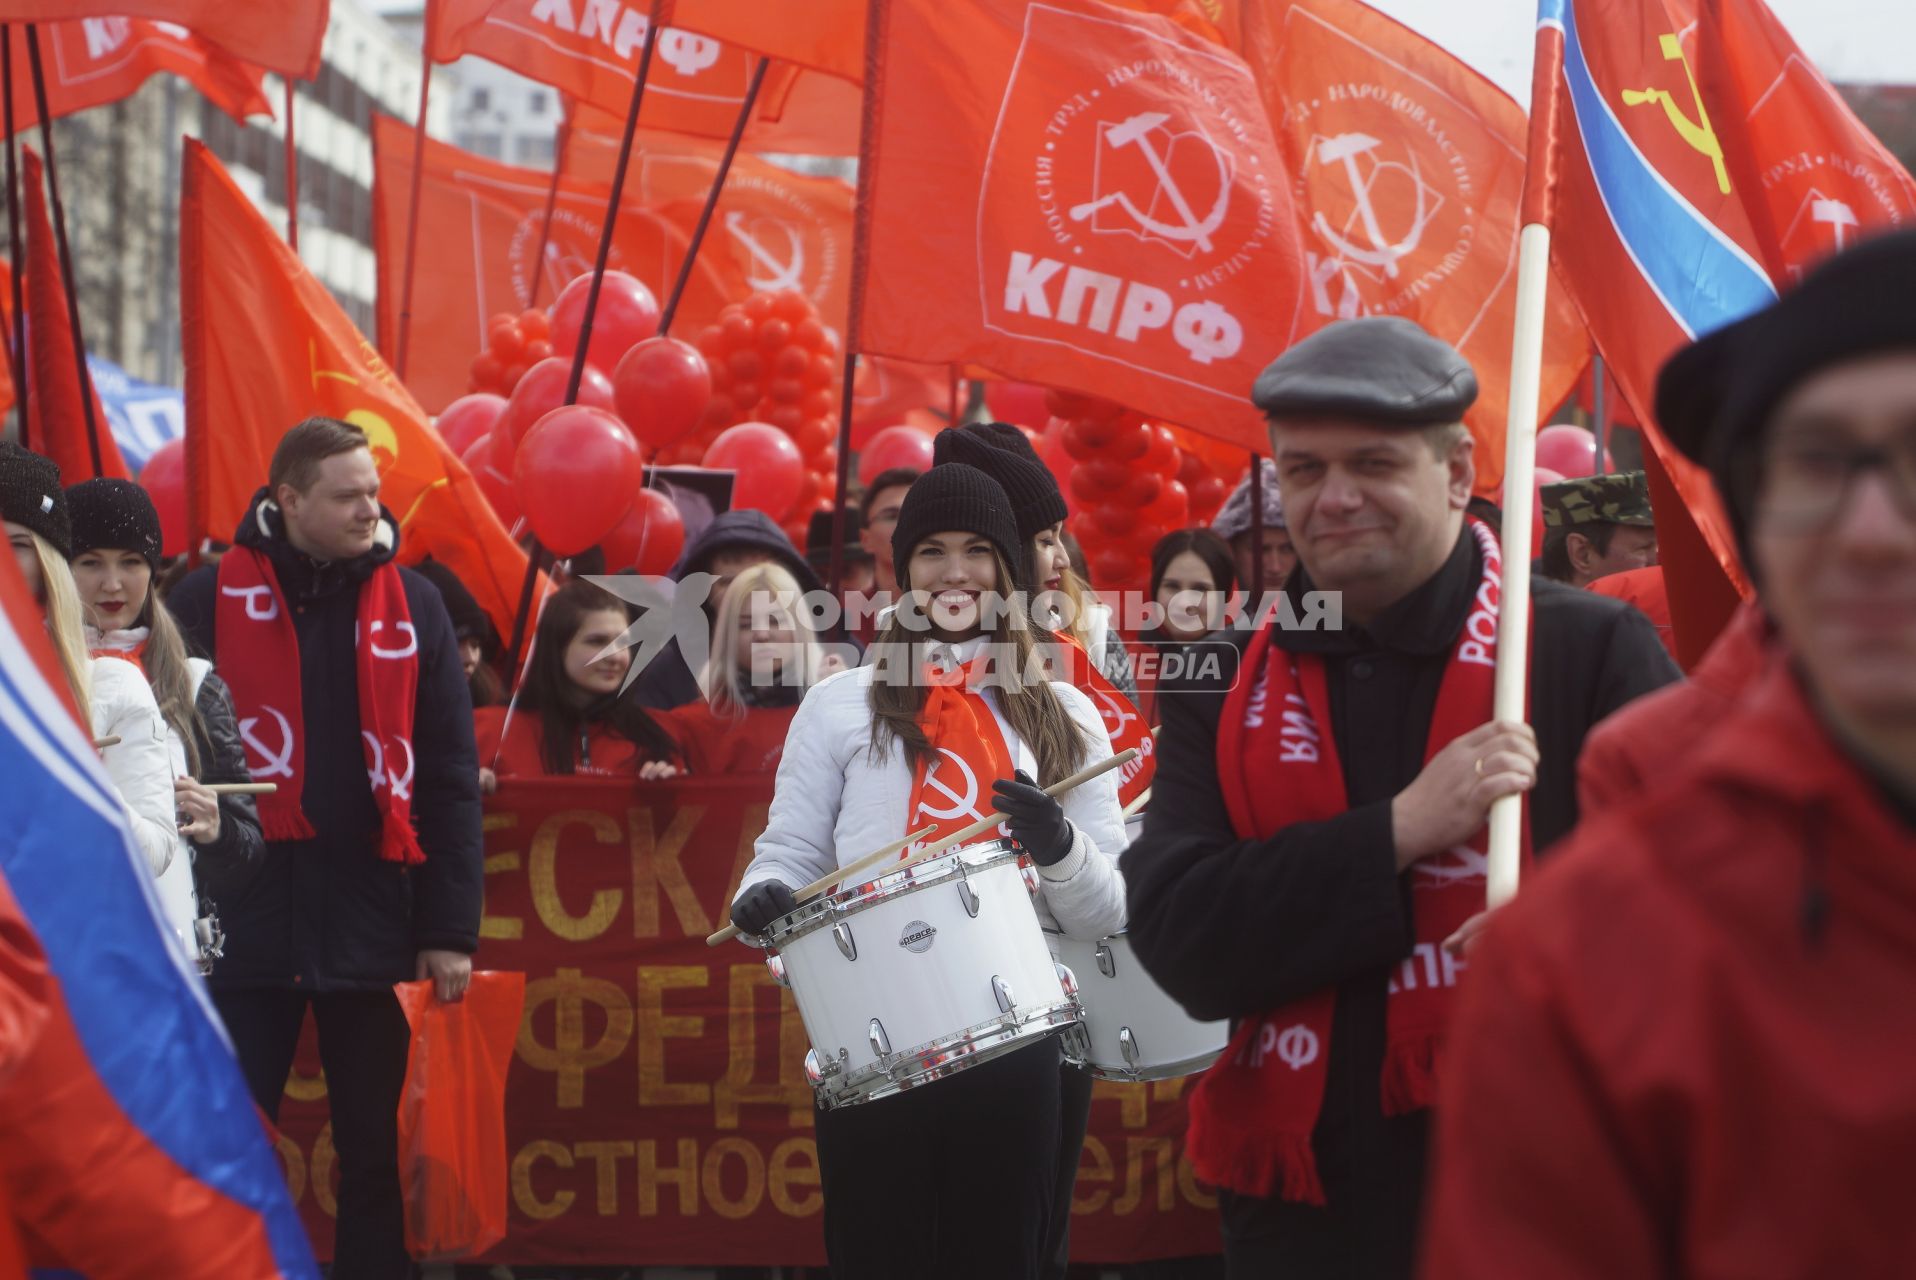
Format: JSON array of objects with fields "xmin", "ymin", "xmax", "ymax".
[
  {"xmin": 1042, "ymin": 1062, "xmax": 1096, "ymax": 1279},
  {"xmin": 814, "ymin": 1037, "xmax": 1062, "ymax": 1280},
  {"xmin": 215, "ymin": 987, "xmax": 413, "ymax": 1280}
]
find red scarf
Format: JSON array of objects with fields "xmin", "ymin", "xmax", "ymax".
[
  {"xmin": 904, "ymin": 656, "xmax": 1016, "ymax": 856},
  {"xmin": 216, "ymin": 546, "xmax": 425, "ymax": 864},
  {"xmin": 1053, "ymin": 632, "xmax": 1155, "ymax": 809},
  {"xmin": 1186, "ymin": 520, "xmax": 1528, "ymax": 1205}
]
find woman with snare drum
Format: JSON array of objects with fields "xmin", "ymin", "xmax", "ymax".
[{"xmin": 729, "ymin": 464, "xmax": 1127, "ymax": 1280}]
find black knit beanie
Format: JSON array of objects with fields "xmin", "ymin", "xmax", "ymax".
[
  {"xmin": 891, "ymin": 463, "xmax": 1021, "ymax": 590},
  {"xmin": 67, "ymin": 478, "xmax": 164, "ymax": 570},
  {"xmin": 414, "ymin": 559, "xmax": 500, "ymax": 655},
  {"xmin": 931, "ymin": 423, "xmax": 1069, "ymax": 541},
  {"xmin": 0, "ymin": 441, "xmax": 71, "ymax": 559}
]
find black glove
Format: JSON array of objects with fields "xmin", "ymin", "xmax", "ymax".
[
  {"xmin": 991, "ymin": 770, "xmax": 1073, "ymax": 867},
  {"xmin": 731, "ymin": 881, "xmax": 799, "ymax": 935}
]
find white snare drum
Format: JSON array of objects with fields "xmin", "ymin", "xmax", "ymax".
[
  {"xmin": 763, "ymin": 840, "xmax": 1082, "ymax": 1109},
  {"xmin": 1048, "ymin": 930, "xmax": 1228, "ymax": 1082}
]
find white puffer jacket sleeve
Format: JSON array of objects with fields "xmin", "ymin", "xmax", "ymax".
[
  {"xmin": 740, "ymin": 667, "xmax": 863, "ymax": 896},
  {"xmin": 1035, "ymin": 682, "xmax": 1129, "ymax": 940},
  {"xmin": 90, "ymin": 657, "xmax": 178, "ymax": 877}
]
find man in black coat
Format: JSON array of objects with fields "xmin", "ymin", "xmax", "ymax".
[
  {"xmin": 171, "ymin": 418, "xmax": 482, "ymax": 1280},
  {"xmin": 1122, "ymin": 317, "xmax": 1678, "ymax": 1279}
]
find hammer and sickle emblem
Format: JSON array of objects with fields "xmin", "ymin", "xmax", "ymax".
[
  {"xmin": 723, "ymin": 211, "xmax": 806, "ymax": 292},
  {"xmin": 221, "ymin": 583, "xmax": 280, "ymax": 622},
  {"xmin": 912, "ymin": 749, "xmax": 987, "ymax": 824},
  {"xmin": 1092, "ymin": 686, "xmax": 1137, "ymax": 741},
  {"xmin": 362, "ymin": 732, "xmax": 415, "ymax": 800},
  {"xmin": 1309, "ymin": 133, "xmax": 1437, "ymax": 281},
  {"xmin": 1416, "ymin": 845, "xmax": 1490, "ymax": 886},
  {"xmin": 366, "ymin": 619, "xmax": 419, "ymax": 660},
  {"xmin": 1069, "ymin": 110, "xmax": 1232, "ymax": 254},
  {"xmin": 1620, "ymin": 33, "xmax": 1732, "ymax": 195},
  {"xmin": 240, "ymin": 706, "xmax": 297, "ymax": 780}
]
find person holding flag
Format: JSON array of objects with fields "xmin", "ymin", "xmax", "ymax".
[
  {"xmin": 1121, "ymin": 316, "xmax": 1676, "ymax": 1277},
  {"xmin": 728, "ymin": 463, "xmax": 1127, "ymax": 1280},
  {"xmin": 1424, "ymin": 228, "xmax": 1916, "ymax": 1280}
]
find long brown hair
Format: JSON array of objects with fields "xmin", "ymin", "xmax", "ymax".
[
  {"xmin": 867, "ymin": 545, "xmax": 1088, "ymax": 787},
  {"xmin": 520, "ymin": 580, "xmax": 677, "ymax": 774}
]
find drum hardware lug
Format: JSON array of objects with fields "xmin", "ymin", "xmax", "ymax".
[
  {"xmin": 764, "ymin": 953, "xmax": 789, "ymax": 988},
  {"xmin": 1054, "ymin": 963, "xmax": 1078, "ymax": 998},
  {"xmin": 1096, "ymin": 942, "xmax": 1117, "ymax": 979},
  {"xmin": 804, "ymin": 1048, "xmax": 841, "ymax": 1085},
  {"xmin": 833, "ymin": 922, "xmax": 857, "ymax": 962},
  {"xmin": 868, "ymin": 1018, "xmax": 892, "ymax": 1061},
  {"xmin": 1119, "ymin": 1026, "xmax": 1141, "ymax": 1070},
  {"xmin": 1020, "ymin": 863, "xmax": 1041, "ymax": 895},
  {"xmin": 992, "ymin": 975, "xmax": 1017, "ymax": 1016},
  {"xmin": 957, "ymin": 880, "xmax": 981, "ymax": 918}
]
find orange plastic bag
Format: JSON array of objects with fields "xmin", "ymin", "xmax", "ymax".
[{"xmin": 394, "ymin": 971, "xmax": 527, "ymax": 1262}]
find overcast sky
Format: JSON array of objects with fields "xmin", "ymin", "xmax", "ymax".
[{"xmin": 1361, "ymin": 0, "xmax": 1913, "ymax": 104}]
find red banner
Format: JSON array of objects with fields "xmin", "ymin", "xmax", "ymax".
[
  {"xmin": 0, "ymin": 0, "xmax": 326, "ymax": 79},
  {"xmin": 274, "ymin": 777, "xmax": 1221, "ymax": 1266},
  {"xmin": 2, "ymin": 16, "xmax": 268, "ymax": 134}
]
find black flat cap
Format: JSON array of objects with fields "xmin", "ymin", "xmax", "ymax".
[{"xmin": 1253, "ymin": 316, "xmax": 1477, "ymax": 426}]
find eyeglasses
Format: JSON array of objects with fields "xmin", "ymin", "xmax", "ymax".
[{"xmin": 1748, "ymin": 424, "xmax": 1916, "ymax": 533}]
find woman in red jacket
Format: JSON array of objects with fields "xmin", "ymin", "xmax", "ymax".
[
  {"xmin": 476, "ymin": 580, "xmax": 681, "ymax": 788},
  {"xmin": 662, "ymin": 561, "xmax": 841, "ymax": 775}
]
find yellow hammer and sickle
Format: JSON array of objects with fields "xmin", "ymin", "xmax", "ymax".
[{"xmin": 1620, "ymin": 33, "xmax": 1732, "ymax": 195}]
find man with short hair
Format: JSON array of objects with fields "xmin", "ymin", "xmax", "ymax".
[
  {"xmin": 1425, "ymin": 229, "xmax": 1916, "ymax": 1280},
  {"xmin": 857, "ymin": 466, "xmax": 919, "ymax": 597},
  {"xmin": 169, "ymin": 417, "xmax": 482, "ymax": 1280},
  {"xmin": 1122, "ymin": 316, "xmax": 1677, "ymax": 1278},
  {"xmin": 1538, "ymin": 470, "xmax": 1659, "ymax": 587}
]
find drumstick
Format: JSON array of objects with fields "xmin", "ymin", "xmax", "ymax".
[
  {"xmin": 93, "ymin": 735, "xmax": 121, "ymax": 749},
  {"xmin": 205, "ymin": 782, "xmax": 279, "ymax": 796},
  {"xmin": 704, "ymin": 825, "xmax": 938, "ymax": 948},
  {"xmin": 1122, "ymin": 787, "xmax": 1151, "ymax": 819}
]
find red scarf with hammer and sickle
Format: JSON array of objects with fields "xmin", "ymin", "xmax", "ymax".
[
  {"xmin": 904, "ymin": 656, "xmax": 1015, "ymax": 857},
  {"xmin": 216, "ymin": 547, "xmax": 425, "ymax": 864},
  {"xmin": 1185, "ymin": 519, "xmax": 1528, "ymax": 1205},
  {"xmin": 1052, "ymin": 631, "xmax": 1155, "ymax": 809}
]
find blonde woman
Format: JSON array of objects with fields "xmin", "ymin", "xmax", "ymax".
[
  {"xmin": 2, "ymin": 445, "xmax": 177, "ymax": 884},
  {"xmin": 662, "ymin": 560, "xmax": 841, "ymax": 775}
]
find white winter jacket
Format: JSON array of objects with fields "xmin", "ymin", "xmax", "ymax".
[
  {"xmin": 739, "ymin": 637, "xmax": 1128, "ymax": 941},
  {"xmin": 89, "ymin": 655, "xmax": 178, "ymax": 878}
]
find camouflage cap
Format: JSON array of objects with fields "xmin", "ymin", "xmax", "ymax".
[{"xmin": 1540, "ymin": 470, "xmax": 1654, "ymax": 529}]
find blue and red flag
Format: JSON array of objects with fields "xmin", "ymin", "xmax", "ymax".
[
  {"xmin": 1524, "ymin": 0, "xmax": 1916, "ymax": 657},
  {"xmin": 0, "ymin": 533, "xmax": 316, "ymax": 1274}
]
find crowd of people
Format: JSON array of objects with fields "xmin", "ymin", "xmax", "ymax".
[{"xmin": 3, "ymin": 228, "xmax": 1913, "ymax": 1279}]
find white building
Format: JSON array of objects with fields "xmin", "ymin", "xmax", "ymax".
[{"xmin": 377, "ymin": 4, "xmax": 563, "ymax": 172}]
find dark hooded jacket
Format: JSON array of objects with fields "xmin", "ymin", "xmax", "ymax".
[
  {"xmin": 168, "ymin": 490, "xmax": 483, "ymax": 992},
  {"xmin": 629, "ymin": 509, "xmax": 821, "ymax": 711}
]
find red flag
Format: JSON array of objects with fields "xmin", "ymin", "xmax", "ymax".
[
  {"xmin": 1241, "ymin": 0, "xmax": 1589, "ymax": 495},
  {"xmin": 370, "ymin": 115, "xmax": 746, "ymax": 413},
  {"xmin": 2, "ymin": 17, "xmax": 269, "ymax": 133},
  {"xmin": 426, "ymin": 0, "xmax": 860, "ymax": 154},
  {"xmin": 0, "ymin": 1, "xmax": 326, "ymax": 79},
  {"xmin": 857, "ymin": 0, "xmax": 1308, "ymax": 453},
  {"xmin": 182, "ymin": 138, "xmax": 531, "ymax": 639},
  {"xmin": 23, "ymin": 148, "xmax": 126, "ymax": 483}
]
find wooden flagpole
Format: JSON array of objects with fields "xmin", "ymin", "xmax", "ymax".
[
  {"xmin": 283, "ymin": 78, "xmax": 299, "ymax": 250},
  {"xmin": 1, "ymin": 25, "xmax": 26, "ymax": 443}
]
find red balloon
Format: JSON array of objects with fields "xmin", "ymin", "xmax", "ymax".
[
  {"xmin": 514, "ymin": 406, "xmax": 644, "ymax": 556},
  {"xmin": 1142, "ymin": 425, "xmax": 1180, "ymax": 476},
  {"xmin": 857, "ymin": 425, "xmax": 936, "ymax": 487},
  {"xmin": 1144, "ymin": 478, "xmax": 1190, "ymax": 528},
  {"xmin": 1061, "ymin": 416, "xmax": 1122, "ymax": 461},
  {"xmin": 1091, "ymin": 548, "xmax": 1145, "ymax": 587},
  {"xmin": 435, "ymin": 393, "xmax": 507, "ymax": 457},
  {"xmin": 500, "ymin": 357, "xmax": 618, "ymax": 446},
  {"xmin": 1534, "ymin": 424, "xmax": 1613, "ymax": 478},
  {"xmin": 613, "ymin": 337, "xmax": 712, "ymax": 455},
  {"xmin": 1045, "ymin": 388, "xmax": 1124, "ymax": 423},
  {"xmin": 137, "ymin": 439, "xmax": 188, "ymax": 557},
  {"xmin": 1070, "ymin": 459, "xmax": 1130, "ymax": 504},
  {"xmin": 1120, "ymin": 469, "xmax": 1164, "ymax": 508},
  {"xmin": 983, "ymin": 381, "xmax": 1051, "ymax": 429},
  {"xmin": 1188, "ymin": 473, "xmax": 1228, "ymax": 521},
  {"xmin": 599, "ymin": 487, "xmax": 686, "ymax": 575},
  {"xmin": 463, "ymin": 431, "xmax": 520, "ymax": 528},
  {"xmin": 549, "ymin": 271, "xmax": 662, "ymax": 373},
  {"xmin": 704, "ymin": 422, "xmax": 807, "ymax": 520}
]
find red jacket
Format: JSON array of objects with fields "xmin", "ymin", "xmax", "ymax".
[
  {"xmin": 474, "ymin": 706, "xmax": 671, "ymax": 779},
  {"xmin": 660, "ymin": 700, "xmax": 798, "ymax": 776},
  {"xmin": 1577, "ymin": 602, "xmax": 1775, "ymax": 813},
  {"xmin": 1424, "ymin": 663, "xmax": 1916, "ymax": 1279}
]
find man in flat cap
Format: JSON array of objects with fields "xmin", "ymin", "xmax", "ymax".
[
  {"xmin": 1539, "ymin": 470, "xmax": 1660, "ymax": 588},
  {"xmin": 1425, "ymin": 232, "xmax": 1916, "ymax": 1279},
  {"xmin": 1123, "ymin": 315, "xmax": 1678, "ymax": 1278}
]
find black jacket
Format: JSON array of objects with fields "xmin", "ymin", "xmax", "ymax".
[
  {"xmin": 170, "ymin": 492, "xmax": 484, "ymax": 992},
  {"xmin": 186, "ymin": 670, "xmax": 267, "ymax": 915},
  {"xmin": 1121, "ymin": 528, "xmax": 1679, "ymax": 1276},
  {"xmin": 631, "ymin": 509, "xmax": 821, "ymax": 710}
]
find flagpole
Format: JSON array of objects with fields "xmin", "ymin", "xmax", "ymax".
[
  {"xmin": 283, "ymin": 78, "xmax": 299, "ymax": 251},
  {"xmin": 1, "ymin": 25, "xmax": 26, "ymax": 444},
  {"xmin": 504, "ymin": 0, "xmax": 665, "ymax": 674},
  {"xmin": 1485, "ymin": 11, "xmax": 1565, "ymax": 911},
  {"xmin": 827, "ymin": 0, "xmax": 888, "ymax": 599},
  {"xmin": 658, "ymin": 56, "xmax": 768, "ymax": 336},
  {"xmin": 523, "ymin": 121, "xmax": 567, "ymax": 310},
  {"xmin": 393, "ymin": 34, "xmax": 434, "ymax": 380},
  {"xmin": 1247, "ymin": 450, "xmax": 1265, "ymax": 601},
  {"xmin": 1591, "ymin": 354, "xmax": 1607, "ymax": 475},
  {"xmin": 24, "ymin": 25, "xmax": 102, "ymax": 476}
]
